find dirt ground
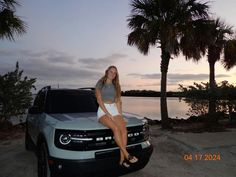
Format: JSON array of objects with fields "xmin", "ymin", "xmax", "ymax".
[{"xmin": 0, "ymin": 126, "xmax": 236, "ymax": 177}]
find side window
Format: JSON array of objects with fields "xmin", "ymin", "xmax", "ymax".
[{"xmin": 33, "ymin": 91, "xmax": 46, "ymax": 111}]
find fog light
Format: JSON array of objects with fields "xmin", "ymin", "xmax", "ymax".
[{"xmin": 58, "ymin": 164, "xmax": 62, "ymax": 170}]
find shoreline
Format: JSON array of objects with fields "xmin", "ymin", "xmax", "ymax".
[{"xmin": 144, "ymin": 113, "xmax": 236, "ymax": 133}]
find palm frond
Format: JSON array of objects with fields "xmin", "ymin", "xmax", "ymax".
[
  {"xmin": 0, "ymin": 8, "xmax": 26, "ymax": 41},
  {"xmin": 223, "ymin": 39, "xmax": 236, "ymax": 70},
  {"xmin": 0, "ymin": 0, "xmax": 20, "ymax": 9},
  {"xmin": 128, "ymin": 0, "xmax": 210, "ymax": 59}
]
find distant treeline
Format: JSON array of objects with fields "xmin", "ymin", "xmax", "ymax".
[
  {"xmin": 121, "ymin": 81, "xmax": 236, "ymax": 100},
  {"xmin": 121, "ymin": 90, "xmax": 184, "ymax": 97}
]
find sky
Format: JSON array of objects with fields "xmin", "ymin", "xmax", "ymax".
[{"xmin": 0, "ymin": 0, "xmax": 236, "ymax": 92}]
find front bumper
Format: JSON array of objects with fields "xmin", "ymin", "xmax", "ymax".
[{"xmin": 49, "ymin": 144, "xmax": 153, "ymax": 177}]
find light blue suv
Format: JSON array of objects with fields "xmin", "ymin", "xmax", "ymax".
[{"xmin": 25, "ymin": 86, "xmax": 153, "ymax": 177}]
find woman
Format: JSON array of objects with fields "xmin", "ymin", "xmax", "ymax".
[{"xmin": 95, "ymin": 65, "xmax": 138, "ymax": 168}]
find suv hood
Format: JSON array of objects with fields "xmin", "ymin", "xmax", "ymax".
[{"xmin": 49, "ymin": 112, "xmax": 144, "ymax": 130}]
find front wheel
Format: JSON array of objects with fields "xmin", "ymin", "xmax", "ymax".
[
  {"xmin": 25, "ymin": 127, "xmax": 34, "ymax": 151},
  {"xmin": 38, "ymin": 143, "xmax": 51, "ymax": 177}
]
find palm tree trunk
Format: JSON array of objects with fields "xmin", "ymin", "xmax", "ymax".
[
  {"xmin": 160, "ymin": 49, "xmax": 171, "ymax": 129},
  {"xmin": 208, "ymin": 61, "xmax": 216, "ymax": 114},
  {"xmin": 209, "ymin": 61, "xmax": 216, "ymax": 92}
]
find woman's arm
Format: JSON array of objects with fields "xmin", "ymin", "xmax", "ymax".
[{"xmin": 95, "ymin": 88, "xmax": 113, "ymax": 118}]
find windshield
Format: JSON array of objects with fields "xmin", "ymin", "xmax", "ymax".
[{"xmin": 45, "ymin": 90, "xmax": 98, "ymax": 114}]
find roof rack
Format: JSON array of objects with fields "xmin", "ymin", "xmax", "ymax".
[
  {"xmin": 78, "ymin": 87, "xmax": 95, "ymax": 91},
  {"xmin": 40, "ymin": 86, "xmax": 51, "ymax": 92}
]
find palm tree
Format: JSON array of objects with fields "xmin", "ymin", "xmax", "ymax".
[
  {"xmin": 207, "ymin": 19, "xmax": 233, "ymax": 91},
  {"xmin": 0, "ymin": 0, "xmax": 26, "ymax": 41},
  {"xmin": 207, "ymin": 19, "xmax": 233, "ymax": 115},
  {"xmin": 127, "ymin": 0, "xmax": 209, "ymax": 129},
  {"xmin": 199, "ymin": 18, "xmax": 236, "ymax": 114}
]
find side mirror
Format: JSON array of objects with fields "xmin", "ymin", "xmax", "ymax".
[{"xmin": 28, "ymin": 106, "xmax": 42, "ymax": 114}]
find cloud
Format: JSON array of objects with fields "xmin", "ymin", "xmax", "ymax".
[
  {"xmin": 136, "ymin": 82, "xmax": 160, "ymax": 87},
  {"xmin": 128, "ymin": 73, "xmax": 230, "ymax": 82},
  {"xmin": 0, "ymin": 49, "xmax": 30, "ymax": 57},
  {"xmin": 0, "ymin": 58, "xmax": 101, "ymax": 81},
  {"xmin": 135, "ymin": 81, "xmax": 180, "ymax": 87},
  {"xmin": 0, "ymin": 49, "xmax": 103, "ymax": 90},
  {"xmin": 128, "ymin": 73, "xmax": 160, "ymax": 79},
  {"xmin": 215, "ymin": 74, "xmax": 231, "ymax": 78},
  {"xmin": 0, "ymin": 49, "xmax": 132, "ymax": 90},
  {"xmin": 127, "ymin": 72, "xmax": 232, "ymax": 90},
  {"xmin": 79, "ymin": 53, "xmax": 127, "ymax": 69},
  {"xmin": 0, "ymin": 49, "xmax": 76, "ymax": 64},
  {"xmin": 23, "ymin": 60, "xmax": 100, "ymax": 81},
  {"xmin": 46, "ymin": 55, "xmax": 76, "ymax": 64}
]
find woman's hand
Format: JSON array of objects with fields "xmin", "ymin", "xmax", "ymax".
[{"xmin": 106, "ymin": 112, "xmax": 113, "ymax": 119}]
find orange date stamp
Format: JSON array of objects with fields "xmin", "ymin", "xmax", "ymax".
[{"xmin": 183, "ymin": 153, "xmax": 221, "ymax": 161}]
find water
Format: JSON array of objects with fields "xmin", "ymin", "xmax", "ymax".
[
  {"xmin": 11, "ymin": 96, "xmax": 188, "ymax": 124},
  {"xmin": 122, "ymin": 96, "xmax": 189, "ymax": 120}
]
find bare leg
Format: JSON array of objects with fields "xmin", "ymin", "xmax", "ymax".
[
  {"xmin": 99, "ymin": 115, "xmax": 130, "ymax": 159},
  {"xmin": 113, "ymin": 115, "xmax": 127, "ymax": 164}
]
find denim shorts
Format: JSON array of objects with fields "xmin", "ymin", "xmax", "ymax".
[{"xmin": 97, "ymin": 103, "xmax": 120, "ymax": 121}]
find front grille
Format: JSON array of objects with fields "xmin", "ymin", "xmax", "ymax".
[
  {"xmin": 95, "ymin": 144, "xmax": 142, "ymax": 159},
  {"xmin": 55, "ymin": 125, "xmax": 147, "ymax": 151}
]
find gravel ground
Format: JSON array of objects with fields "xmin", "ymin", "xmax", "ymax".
[{"xmin": 0, "ymin": 126, "xmax": 236, "ymax": 177}]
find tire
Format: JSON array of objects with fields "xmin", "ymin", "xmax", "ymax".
[
  {"xmin": 38, "ymin": 143, "xmax": 51, "ymax": 177},
  {"xmin": 25, "ymin": 127, "xmax": 34, "ymax": 151}
]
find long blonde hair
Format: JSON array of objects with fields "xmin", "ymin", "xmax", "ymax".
[{"xmin": 100, "ymin": 65, "xmax": 121, "ymax": 101}]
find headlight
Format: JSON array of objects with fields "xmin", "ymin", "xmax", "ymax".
[
  {"xmin": 55, "ymin": 129, "xmax": 93, "ymax": 150},
  {"xmin": 142, "ymin": 120, "xmax": 149, "ymax": 132},
  {"xmin": 142, "ymin": 120, "xmax": 150, "ymax": 140},
  {"xmin": 59, "ymin": 134, "xmax": 71, "ymax": 145}
]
